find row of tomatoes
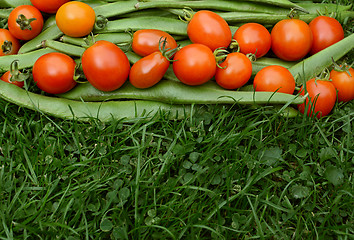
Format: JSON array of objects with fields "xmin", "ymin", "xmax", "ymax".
[{"xmin": 1, "ymin": 1, "xmax": 353, "ymax": 119}]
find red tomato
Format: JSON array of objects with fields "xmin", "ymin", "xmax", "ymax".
[
  {"xmin": 8, "ymin": 5, "xmax": 44, "ymax": 40},
  {"xmin": 233, "ymin": 23, "xmax": 271, "ymax": 58},
  {"xmin": 330, "ymin": 67, "xmax": 354, "ymax": 102},
  {"xmin": 187, "ymin": 10, "xmax": 232, "ymax": 51},
  {"xmin": 56, "ymin": 1, "xmax": 96, "ymax": 37},
  {"xmin": 173, "ymin": 43, "xmax": 216, "ymax": 86},
  {"xmin": 0, "ymin": 29, "xmax": 20, "ymax": 56},
  {"xmin": 253, "ymin": 65, "xmax": 295, "ymax": 94},
  {"xmin": 298, "ymin": 78, "xmax": 337, "ymax": 118},
  {"xmin": 32, "ymin": 52, "xmax": 77, "ymax": 94},
  {"xmin": 271, "ymin": 19, "xmax": 312, "ymax": 61},
  {"xmin": 129, "ymin": 52, "xmax": 170, "ymax": 89},
  {"xmin": 309, "ymin": 16, "xmax": 344, "ymax": 55},
  {"xmin": 81, "ymin": 40, "xmax": 130, "ymax": 92},
  {"xmin": 0, "ymin": 71, "xmax": 24, "ymax": 88},
  {"xmin": 215, "ymin": 52, "xmax": 252, "ymax": 89},
  {"xmin": 132, "ymin": 29, "xmax": 178, "ymax": 57},
  {"xmin": 30, "ymin": 0, "xmax": 70, "ymax": 14}
]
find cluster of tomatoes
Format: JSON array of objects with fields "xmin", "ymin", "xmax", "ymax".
[{"xmin": 1, "ymin": 0, "xmax": 353, "ymax": 119}]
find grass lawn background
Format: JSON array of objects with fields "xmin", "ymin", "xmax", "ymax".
[{"xmin": 0, "ymin": 0, "xmax": 353, "ymax": 239}]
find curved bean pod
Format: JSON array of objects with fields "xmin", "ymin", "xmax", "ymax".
[
  {"xmin": 289, "ymin": 33, "xmax": 354, "ymax": 84},
  {"xmin": 58, "ymin": 79, "xmax": 305, "ymax": 105},
  {"xmin": 0, "ymin": 80, "xmax": 191, "ymax": 122}
]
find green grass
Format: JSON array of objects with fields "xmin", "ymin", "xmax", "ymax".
[
  {"xmin": 1, "ymin": 1, "xmax": 354, "ymax": 239},
  {"xmin": 0, "ymin": 99, "xmax": 353, "ymax": 239}
]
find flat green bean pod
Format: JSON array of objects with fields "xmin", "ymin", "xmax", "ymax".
[
  {"xmin": 58, "ymin": 79, "xmax": 305, "ymax": 105},
  {"xmin": 42, "ymin": 40, "xmax": 85, "ymax": 57},
  {"xmin": 95, "ymin": 16, "xmax": 188, "ymax": 36},
  {"xmin": 0, "ymin": 8, "xmax": 12, "ymax": 19},
  {"xmin": 94, "ymin": 0, "xmax": 303, "ymax": 18},
  {"xmin": 289, "ymin": 33, "xmax": 354, "ymax": 84},
  {"xmin": 0, "ymin": 48, "xmax": 56, "ymax": 72},
  {"xmin": 0, "ymin": 80, "xmax": 191, "ymax": 122},
  {"xmin": 18, "ymin": 25, "xmax": 63, "ymax": 54},
  {"xmin": 252, "ymin": 58, "xmax": 297, "ymax": 76},
  {"xmin": 0, "ymin": 0, "xmax": 31, "ymax": 8}
]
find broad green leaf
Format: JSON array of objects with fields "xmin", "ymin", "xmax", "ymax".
[
  {"xmin": 325, "ymin": 165, "xmax": 344, "ymax": 186},
  {"xmin": 290, "ymin": 184, "xmax": 310, "ymax": 199},
  {"xmin": 100, "ymin": 218, "xmax": 113, "ymax": 232}
]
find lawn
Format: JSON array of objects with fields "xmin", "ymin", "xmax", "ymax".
[{"xmin": 1, "ymin": 1, "xmax": 354, "ymax": 240}]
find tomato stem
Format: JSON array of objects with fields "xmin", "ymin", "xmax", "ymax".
[
  {"xmin": 331, "ymin": 57, "xmax": 353, "ymax": 77},
  {"xmin": 179, "ymin": 7, "xmax": 194, "ymax": 23},
  {"xmin": 213, "ymin": 47, "xmax": 229, "ymax": 69},
  {"xmin": 94, "ymin": 15, "xmax": 108, "ymax": 30},
  {"xmin": 159, "ymin": 37, "xmax": 179, "ymax": 62},
  {"xmin": 16, "ymin": 14, "xmax": 36, "ymax": 31},
  {"xmin": 228, "ymin": 39, "xmax": 240, "ymax": 53},
  {"xmin": 287, "ymin": 9, "xmax": 300, "ymax": 20},
  {"xmin": 9, "ymin": 60, "xmax": 29, "ymax": 83}
]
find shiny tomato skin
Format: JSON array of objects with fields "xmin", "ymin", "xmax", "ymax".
[
  {"xmin": 30, "ymin": 0, "xmax": 70, "ymax": 14},
  {"xmin": 187, "ymin": 10, "xmax": 232, "ymax": 51},
  {"xmin": 132, "ymin": 29, "xmax": 178, "ymax": 57},
  {"xmin": 56, "ymin": 1, "xmax": 96, "ymax": 37},
  {"xmin": 32, "ymin": 52, "xmax": 77, "ymax": 94},
  {"xmin": 330, "ymin": 67, "xmax": 354, "ymax": 102},
  {"xmin": 233, "ymin": 23, "xmax": 271, "ymax": 58},
  {"xmin": 271, "ymin": 19, "xmax": 312, "ymax": 61},
  {"xmin": 8, "ymin": 5, "xmax": 44, "ymax": 40},
  {"xmin": 215, "ymin": 52, "xmax": 252, "ymax": 90},
  {"xmin": 253, "ymin": 65, "xmax": 295, "ymax": 94},
  {"xmin": 82, "ymin": 40, "xmax": 130, "ymax": 92},
  {"xmin": 309, "ymin": 16, "xmax": 344, "ymax": 55},
  {"xmin": 129, "ymin": 52, "xmax": 170, "ymax": 89},
  {"xmin": 298, "ymin": 79, "xmax": 337, "ymax": 118},
  {"xmin": 0, "ymin": 29, "xmax": 20, "ymax": 56},
  {"xmin": 173, "ymin": 43, "xmax": 216, "ymax": 86},
  {"xmin": 0, "ymin": 71, "xmax": 24, "ymax": 88}
]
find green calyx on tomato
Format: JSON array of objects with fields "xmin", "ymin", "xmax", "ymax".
[
  {"xmin": 1, "ymin": 40, "xmax": 13, "ymax": 55},
  {"xmin": 16, "ymin": 14, "xmax": 36, "ymax": 31}
]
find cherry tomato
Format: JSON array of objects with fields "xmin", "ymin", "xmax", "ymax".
[
  {"xmin": 8, "ymin": 5, "xmax": 44, "ymax": 40},
  {"xmin": 233, "ymin": 23, "xmax": 271, "ymax": 58},
  {"xmin": 0, "ymin": 71, "xmax": 24, "ymax": 88},
  {"xmin": 30, "ymin": 0, "xmax": 70, "ymax": 14},
  {"xmin": 253, "ymin": 65, "xmax": 295, "ymax": 94},
  {"xmin": 32, "ymin": 52, "xmax": 77, "ymax": 94},
  {"xmin": 309, "ymin": 16, "xmax": 344, "ymax": 55},
  {"xmin": 56, "ymin": 1, "xmax": 96, "ymax": 37},
  {"xmin": 330, "ymin": 67, "xmax": 354, "ymax": 102},
  {"xmin": 173, "ymin": 43, "xmax": 216, "ymax": 86},
  {"xmin": 0, "ymin": 29, "xmax": 20, "ymax": 56},
  {"xmin": 187, "ymin": 10, "xmax": 232, "ymax": 51},
  {"xmin": 81, "ymin": 40, "xmax": 130, "ymax": 92},
  {"xmin": 271, "ymin": 19, "xmax": 312, "ymax": 61},
  {"xmin": 215, "ymin": 52, "xmax": 252, "ymax": 90},
  {"xmin": 298, "ymin": 78, "xmax": 337, "ymax": 118},
  {"xmin": 129, "ymin": 52, "xmax": 170, "ymax": 89},
  {"xmin": 132, "ymin": 29, "xmax": 178, "ymax": 57}
]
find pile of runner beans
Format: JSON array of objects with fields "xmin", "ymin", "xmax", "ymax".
[{"xmin": 0, "ymin": 0, "xmax": 353, "ymax": 122}]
